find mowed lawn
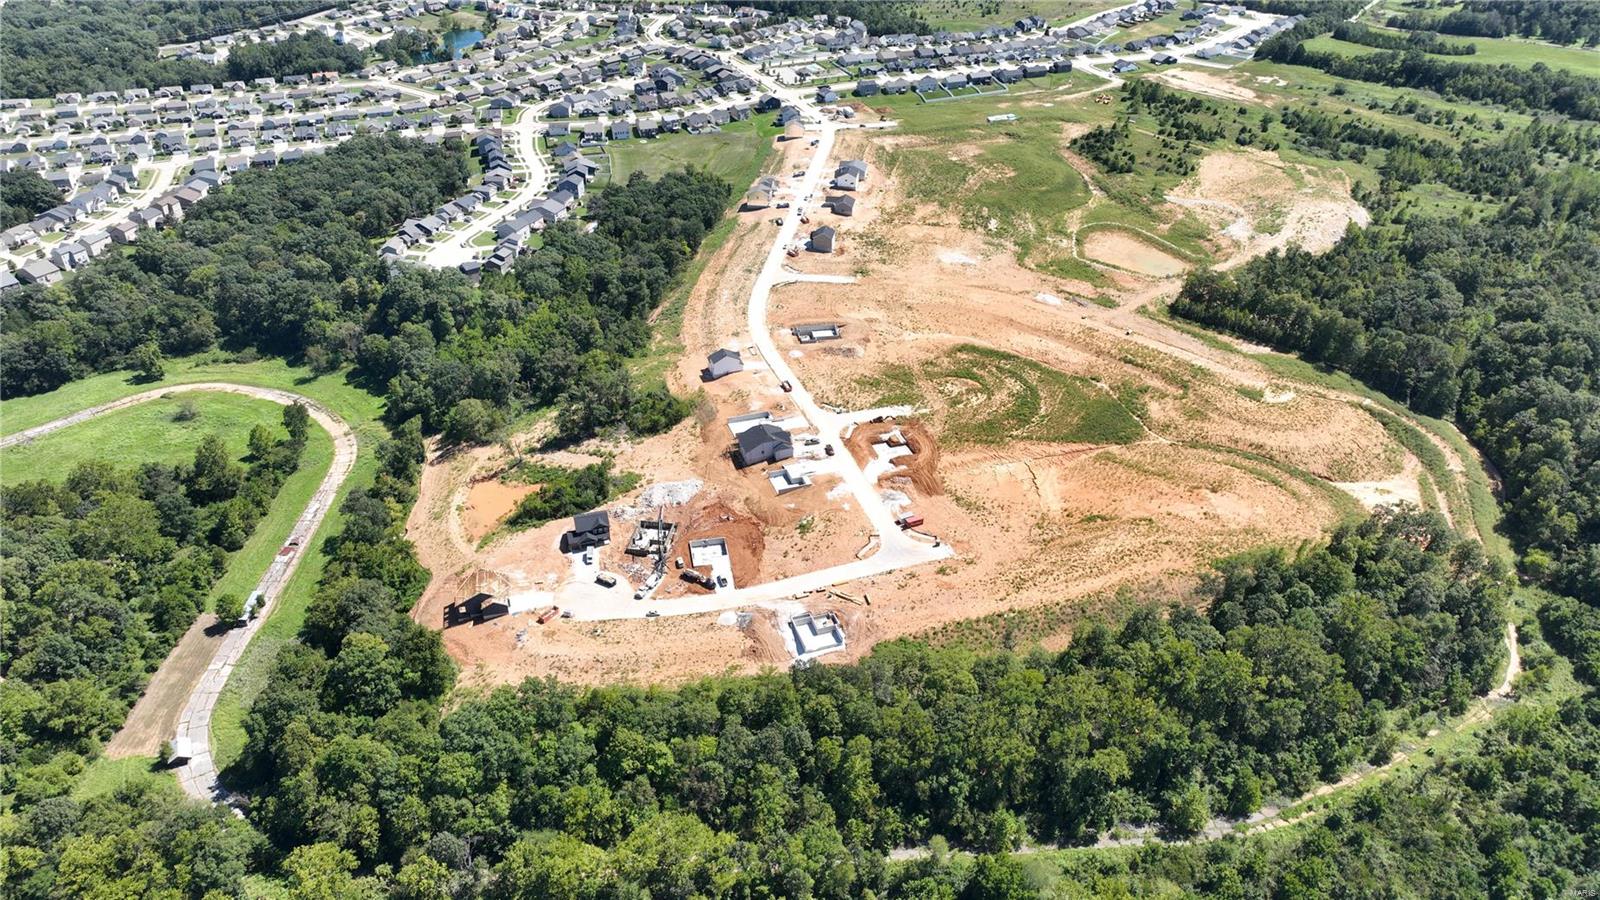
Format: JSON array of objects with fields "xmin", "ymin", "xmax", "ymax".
[
  {"xmin": 1, "ymin": 392, "xmax": 286, "ymax": 486},
  {"xmin": 602, "ymin": 118, "xmax": 783, "ymax": 192}
]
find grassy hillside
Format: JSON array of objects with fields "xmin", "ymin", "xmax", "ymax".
[{"xmin": 1, "ymin": 392, "xmax": 285, "ymax": 486}]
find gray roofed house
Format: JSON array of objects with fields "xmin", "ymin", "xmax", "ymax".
[
  {"xmin": 809, "ymin": 225, "xmax": 836, "ymax": 253},
  {"xmin": 828, "ymin": 194, "xmax": 856, "ymax": 216},
  {"xmin": 734, "ymin": 423, "xmax": 794, "ymax": 468},
  {"xmin": 560, "ymin": 510, "xmax": 611, "ymax": 553},
  {"xmin": 835, "ymin": 159, "xmax": 868, "ymax": 182},
  {"xmin": 18, "ymin": 258, "xmax": 63, "ymax": 286},
  {"xmin": 702, "ymin": 348, "xmax": 744, "ymax": 381},
  {"xmin": 1, "ymin": 225, "xmax": 36, "ymax": 249}
]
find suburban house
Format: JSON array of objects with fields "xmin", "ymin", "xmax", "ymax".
[
  {"xmin": 702, "ymin": 348, "xmax": 744, "ymax": 381},
  {"xmin": 560, "ymin": 511, "xmax": 611, "ymax": 553},
  {"xmin": 18, "ymin": 258, "xmax": 63, "ymax": 286},
  {"xmin": 809, "ymin": 225, "xmax": 836, "ymax": 253},
  {"xmin": 734, "ymin": 423, "xmax": 794, "ymax": 468},
  {"xmin": 828, "ymin": 194, "xmax": 856, "ymax": 216}
]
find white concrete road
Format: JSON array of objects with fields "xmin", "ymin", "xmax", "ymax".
[
  {"xmin": 417, "ymin": 100, "xmax": 552, "ymax": 269},
  {"xmin": 508, "ymin": 74, "xmax": 951, "ymax": 624},
  {"xmin": 4, "ymin": 384, "xmax": 358, "ymax": 805}
]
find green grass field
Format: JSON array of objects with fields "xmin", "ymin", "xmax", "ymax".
[
  {"xmin": 1, "ymin": 391, "xmax": 285, "ymax": 486},
  {"xmin": 71, "ymin": 756, "xmax": 178, "ymax": 802},
  {"xmin": 928, "ymin": 344, "xmax": 1144, "ymax": 446},
  {"xmin": 868, "ymin": 71, "xmax": 1108, "ymax": 265},
  {"xmin": 602, "ymin": 118, "xmax": 783, "ymax": 191},
  {"xmin": 1302, "ymin": 33, "xmax": 1600, "ymax": 74},
  {"xmin": 920, "ymin": 0, "xmax": 1122, "ymax": 32},
  {"xmin": 0, "ymin": 353, "xmax": 390, "ymax": 769}
]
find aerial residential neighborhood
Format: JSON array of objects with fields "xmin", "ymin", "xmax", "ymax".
[{"xmin": 2, "ymin": 0, "xmax": 1598, "ymax": 896}]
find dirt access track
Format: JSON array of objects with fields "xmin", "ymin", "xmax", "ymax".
[
  {"xmin": 2, "ymin": 384, "xmax": 359, "ymax": 801},
  {"xmin": 405, "ymin": 89, "xmax": 1474, "ymax": 688}
]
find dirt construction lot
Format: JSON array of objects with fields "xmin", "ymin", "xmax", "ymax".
[{"xmin": 406, "ymin": 117, "xmax": 1445, "ymax": 687}]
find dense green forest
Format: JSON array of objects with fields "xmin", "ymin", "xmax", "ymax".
[
  {"xmin": 0, "ymin": 1, "xmax": 346, "ymax": 97},
  {"xmin": 371, "ymin": 28, "xmax": 445, "ymax": 67},
  {"xmin": 1, "ymin": 136, "xmax": 717, "ymax": 444},
  {"xmin": 0, "ymin": 507, "xmax": 1517, "ymax": 895},
  {"xmin": 0, "ymin": 406, "xmax": 307, "ymax": 803},
  {"xmin": 1389, "ymin": 0, "xmax": 1600, "ymax": 46},
  {"xmin": 890, "ymin": 685, "xmax": 1600, "ymax": 897},
  {"xmin": 1173, "ymin": 170, "xmax": 1600, "ymax": 603},
  {"xmin": 217, "ymin": 31, "xmax": 365, "ymax": 83},
  {"xmin": 1, "ymin": 170, "xmax": 63, "ymax": 230}
]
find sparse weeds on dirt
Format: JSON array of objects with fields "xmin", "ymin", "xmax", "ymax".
[
  {"xmin": 926, "ymin": 344, "xmax": 1143, "ymax": 446},
  {"xmin": 879, "ymin": 118, "xmax": 1094, "ymax": 265},
  {"xmin": 1194, "ymin": 442, "xmax": 1367, "ymax": 525},
  {"xmin": 1037, "ymin": 253, "xmax": 1108, "ymax": 287},
  {"xmin": 1361, "ymin": 403, "xmax": 1470, "ymax": 528},
  {"xmin": 912, "ymin": 586, "xmax": 1146, "ymax": 651},
  {"xmin": 853, "ymin": 363, "xmax": 923, "ymax": 409}
]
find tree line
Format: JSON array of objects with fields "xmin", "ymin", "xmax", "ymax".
[
  {"xmin": 1260, "ymin": 33, "xmax": 1600, "ymax": 122},
  {"xmin": 927, "ymin": 686, "xmax": 1600, "ymax": 897},
  {"xmin": 1173, "ymin": 169, "xmax": 1600, "ymax": 605},
  {"xmin": 0, "ymin": 1, "xmax": 350, "ymax": 98},
  {"xmin": 3, "ymin": 136, "xmax": 721, "ymax": 445},
  {"xmin": 17, "ymin": 507, "xmax": 1486, "ymax": 898},
  {"xmin": 746, "ymin": 1, "xmax": 931, "ymax": 36},
  {"xmin": 0, "ymin": 403, "xmax": 308, "ymax": 807},
  {"xmin": 1388, "ymin": 0, "xmax": 1600, "ymax": 47},
  {"xmin": 1, "ymin": 170, "xmax": 63, "ymax": 230},
  {"xmin": 1331, "ymin": 20, "xmax": 1477, "ymax": 55}
]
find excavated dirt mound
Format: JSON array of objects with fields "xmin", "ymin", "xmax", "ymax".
[
  {"xmin": 848, "ymin": 419, "xmax": 943, "ymax": 496},
  {"xmin": 662, "ymin": 499, "xmax": 765, "ymax": 596}
]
